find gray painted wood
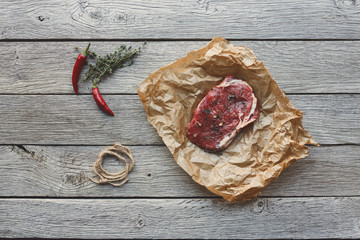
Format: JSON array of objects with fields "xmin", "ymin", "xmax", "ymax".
[
  {"xmin": 0, "ymin": 145, "xmax": 359, "ymax": 197},
  {"xmin": 1, "ymin": 0, "xmax": 360, "ymax": 39},
  {"xmin": 1, "ymin": 197, "xmax": 359, "ymax": 239},
  {"xmin": 0, "ymin": 1, "xmax": 358, "ymax": 239},
  {"xmin": 0, "ymin": 95, "xmax": 161, "ymax": 145},
  {"xmin": 0, "ymin": 94, "xmax": 358, "ymax": 145},
  {"xmin": 0, "ymin": 41, "xmax": 359, "ymax": 94}
]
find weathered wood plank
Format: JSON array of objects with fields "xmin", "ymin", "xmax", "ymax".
[
  {"xmin": 1, "ymin": 0, "xmax": 360, "ymax": 39},
  {"xmin": 1, "ymin": 197, "xmax": 359, "ymax": 239},
  {"xmin": 0, "ymin": 145, "xmax": 359, "ymax": 197},
  {"xmin": 0, "ymin": 95, "xmax": 161, "ymax": 145},
  {"xmin": 0, "ymin": 95, "xmax": 359, "ymax": 145},
  {"xmin": 1, "ymin": 41, "xmax": 359, "ymax": 94}
]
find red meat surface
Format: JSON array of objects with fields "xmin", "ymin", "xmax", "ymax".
[{"xmin": 187, "ymin": 76, "xmax": 259, "ymax": 152}]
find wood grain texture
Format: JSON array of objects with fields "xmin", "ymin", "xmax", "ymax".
[
  {"xmin": 1, "ymin": 197, "xmax": 359, "ymax": 239},
  {"xmin": 1, "ymin": 0, "xmax": 360, "ymax": 39},
  {"xmin": 0, "ymin": 1, "xmax": 359, "ymax": 239},
  {"xmin": 0, "ymin": 41, "xmax": 360, "ymax": 94},
  {"xmin": 0, "ymin": 145, "xmax": 359, "ymax": 197},
  {"xmin": 0, "ymin": 94, "xmax": 359, "ymax": 145}
]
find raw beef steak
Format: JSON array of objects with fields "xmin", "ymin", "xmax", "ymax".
[{"xmin": 187, "ymin": 76, "xmax": 259, "ymax": 152}]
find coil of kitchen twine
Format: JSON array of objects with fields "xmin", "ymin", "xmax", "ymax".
[{"xmin": 89, "ymin": 143, "xmax": 134, "ymax": 186}]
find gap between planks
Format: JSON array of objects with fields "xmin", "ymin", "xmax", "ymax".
[
  {"xmin": 0, "ymin": 93, "xmax": 360, "ymax": 96},
  {"xmin": 2, "ymin": 38, "xmax": 360, "ymax": 42},
  {"xmin": 2, "ymin": 143, "xmax": 360, "ymax": 147},
  {"xmin": 0, "ymin": 196, "xmax": 360, "ymax": 199}
]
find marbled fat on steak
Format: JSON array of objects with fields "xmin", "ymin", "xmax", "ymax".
[{"xmin": 187, "ymin": 76, "xmax": 259, "ymax": 152}]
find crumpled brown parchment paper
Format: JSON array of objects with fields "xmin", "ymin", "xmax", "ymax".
[{"xmin": 138, "ymin": 37, "xmax": 318, "ymax": 201}]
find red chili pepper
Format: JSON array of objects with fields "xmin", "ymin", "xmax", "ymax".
[
  {"xmin": 92, "ymin": 85, "xmax": 114, "ymax": 116},
  {"xmin": 72, "ymin": 43, "xmax": 90, "ymax": 94}
]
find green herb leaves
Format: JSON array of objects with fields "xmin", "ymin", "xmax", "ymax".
[{"xmin": 81, "ymin": 43, "xmax": 145, "ymax": 85}]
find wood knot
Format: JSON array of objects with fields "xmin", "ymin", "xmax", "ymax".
[
  {"xmin": 12, "ymin": 145, "xmax": 46, "ymax": 163},
  {"xmin": 146, "ymin": 170, "xmax": 155, "ymax": 179},
  {"xmin": 253, "ymin": 198, "xmax": 266, "ymax": 213},
  {"xmin": 334, "ymin": 0, "xmax": 360, "ymax": 13},
  {"xmin": 37, "ymin": 16, "xmax": 49, "ymax": 22},
  {"xmin": 135, "ymin": 215, "xmax": 146, "ymax": 229},
  {"xmin": 71, "ymin": 4, "xmax": 137, "ymax": 28},
  {"xmin": 191, "ymin": 0, "xmax": 224, "ymax": 14},
  {"xmin": 341, "ymin": 0, "xmax": 359, "ymax": 6},
  {"xmin": 63, "ymin": 172, "xmax": 87, "ymax": 186},
  {"xmin": 79, "ymin": 0, "xmax": 89, "ymax": 8}
]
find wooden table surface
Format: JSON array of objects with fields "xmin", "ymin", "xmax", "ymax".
[{"xmin": 1, "ymin": 1, "xmax": 360, "ymax": 239}]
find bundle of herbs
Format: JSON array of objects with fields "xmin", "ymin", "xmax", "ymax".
[{"xmin": 72, "ymin": 42, "xmax": 145, "ymax": 115}]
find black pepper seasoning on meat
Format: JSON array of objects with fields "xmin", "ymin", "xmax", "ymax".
[
  {"xmin": 186, "ymin": 76, "xmax": 259, "ymax": 152},
  {"xmin": 203, "ymin": 108, "xmax": 211, "ymax": 114}
]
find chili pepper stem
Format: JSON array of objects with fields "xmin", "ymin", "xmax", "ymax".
[
  {"xmin": 83, "ymin": 43, "xmax": 91, "ymax": 56},
  {"xmin": 92, "ymin": 78, "xmax": 98, "ymax": 86}
]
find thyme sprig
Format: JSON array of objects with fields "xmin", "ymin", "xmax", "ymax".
[{"xmin": 80, "ymin": 43, "xmax": 145, "ymax": 86}]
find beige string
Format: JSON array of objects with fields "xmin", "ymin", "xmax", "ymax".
[{"xmin": 89, "ymin": 143, "xmax": 134, "ymax": 186}]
